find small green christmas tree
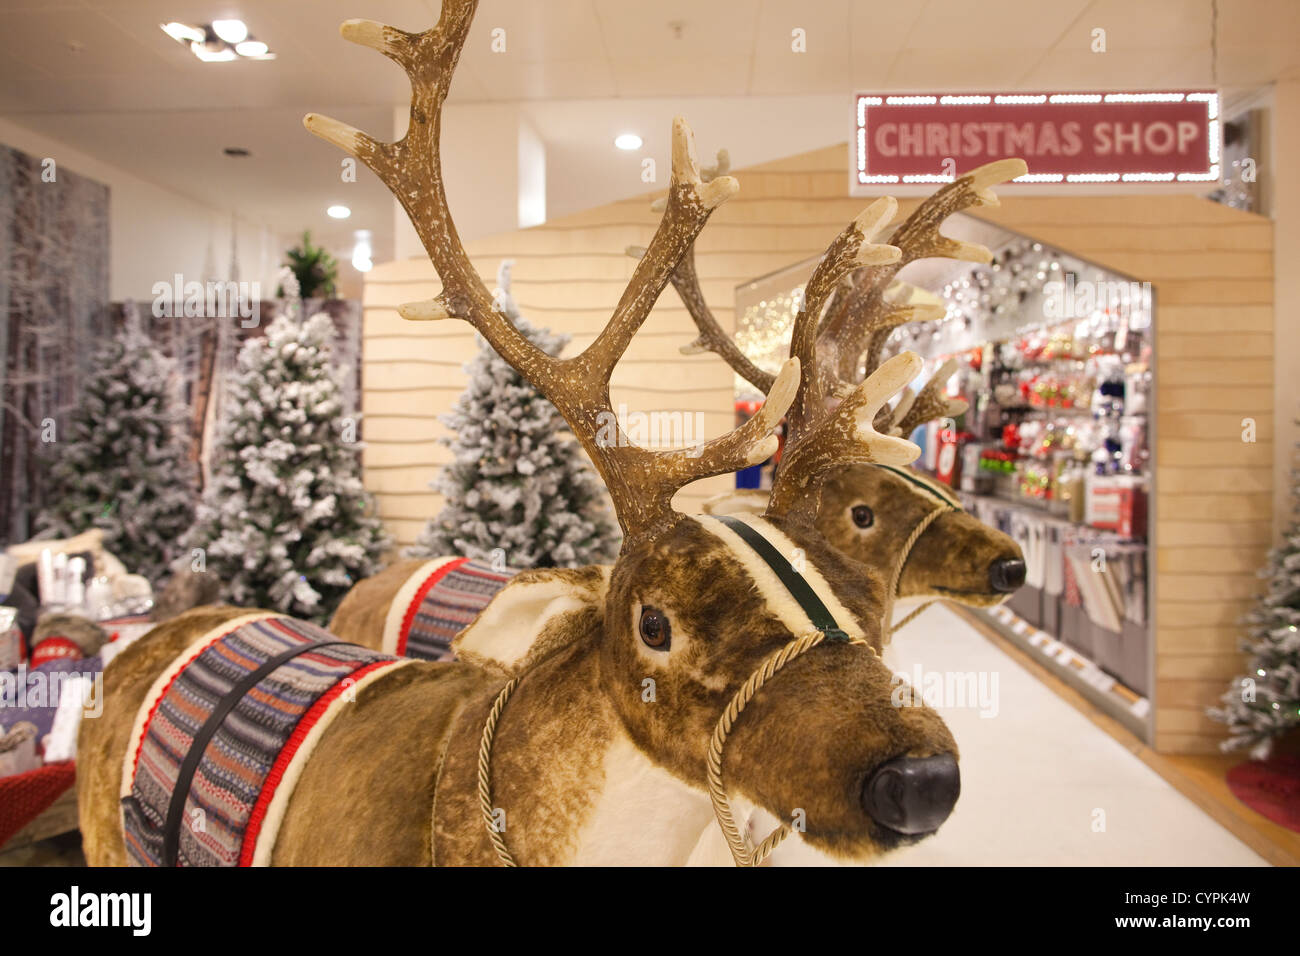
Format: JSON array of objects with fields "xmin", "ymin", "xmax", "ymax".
[
  {"xmin": 409, "ymin": 262, "xmax": 620, "ymax": 567},
  {"xmin": 1209, "ymin": 421, "xmax": 1300, "ymax": 757},
  {"xmin": 38, "ymin": 304, "xmax": 197, "ymax": 584},
  {"xmin": 186, "ymin": 306, "xmax": 389, "ymax": 622},
  {"xmin": 281, "ymin": 230, "xmax": 339, "ymax": 300}
]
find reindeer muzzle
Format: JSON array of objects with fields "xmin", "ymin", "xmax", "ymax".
[
  {"xmin": 862, "ymin": 753, "xmax": 960, "ymax": 836},
  {"xmin": 988, "ymin": 557, "xmax": 1026, "ymax": 593}
]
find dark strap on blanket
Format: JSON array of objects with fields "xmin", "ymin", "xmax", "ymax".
[
  {"xmin": 714, "ymin": 516, "xmax": 848, "ymax": 643},
  {"xmin": 161, "ymin": 638, "xmax": 356, "ymax": 866}
]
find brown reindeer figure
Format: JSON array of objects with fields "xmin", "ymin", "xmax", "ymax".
[
  {"xmin": 328, "ymin": 161, "xmax": 1028, "ymax": 654},
  {"xmin": 653, "ymin": 152, "xmax": 1029, "ymax": 626},
  {"xmin": 79, "ymin": 1, "xmax": 962, "ymax": 867}
]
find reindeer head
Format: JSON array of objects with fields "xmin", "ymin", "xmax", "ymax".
[
  {"xmin": 306, "ymin": 0, "xmax": 961, "ymax": 864},
  {"xmin": 813, "ymin": 463, "xmax": 1024, "ymax": 607},
  {"xmin": 669, "ymin": 156, "xmax": 1028, "ymax": 618}
]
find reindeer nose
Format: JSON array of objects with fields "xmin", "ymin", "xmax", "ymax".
[
  {"xmin": 862, "ymin": 754, "xmax": 960, "ymax": 835},
  {"xmin": 988, "ymin": 557, "xmax": 1026, "ymax": 593}
]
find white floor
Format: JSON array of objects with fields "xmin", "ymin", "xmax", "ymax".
[{"xmin": 779, "ymin": 604, "xmax": 1267, "ymax": 866}]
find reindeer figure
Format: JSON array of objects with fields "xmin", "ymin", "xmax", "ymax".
[
  {"xmin": 79, "ymin": 1, "xmax": 961, "ymax": 867},
  {"xmin": 646, "ymin": 153, "xmax": 1029, "ymax": 631},
  {"xmin": 329, "ymin": 161, "xmax": 1028, "ymax": 654}
]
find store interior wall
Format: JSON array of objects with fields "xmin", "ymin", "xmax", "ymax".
[
  {"xmin": 0, "ymin": 117, "xmax": 291, "ymax": 305},
  {"xmin": 1272, "ymin": 80, "xmax": 1299, "ymax": 538}
]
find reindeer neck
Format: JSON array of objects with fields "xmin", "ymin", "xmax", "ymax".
[{"xmin": 433, "ymin": 633, "xmax": 716, "ymax": 866}]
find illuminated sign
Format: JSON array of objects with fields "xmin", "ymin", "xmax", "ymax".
[{"xmin": 851, "ymin": 92, "xmax": 1218, "ymax": 190}]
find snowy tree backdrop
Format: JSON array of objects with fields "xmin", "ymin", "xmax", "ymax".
[
  {"xmin": 37, "ymin": 304, "xmax": 197, "ymax": 584},
  {"xmin": 0, "ymin": 145, "xmax": 110, "ymax": 545}
]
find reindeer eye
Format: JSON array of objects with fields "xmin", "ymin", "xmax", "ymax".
[
  {"xmin": 851, "ymin": 504, "xmax": 875, "ymax": 528},
  {"xmin": 639, "ymin": 606, "xmax": 671, "ymax": 650}
]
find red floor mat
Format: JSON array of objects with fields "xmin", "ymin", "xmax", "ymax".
[{"xmin": 1226, "ymin": 754, "xmax": 1300, "ymax": 834}]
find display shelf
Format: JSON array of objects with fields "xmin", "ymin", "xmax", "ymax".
[{"xmin": 968, "ymin": 602, "xmax": 1151, "ymax": 741}]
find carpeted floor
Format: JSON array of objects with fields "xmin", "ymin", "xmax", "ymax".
[{"xmin": 774, "ymin": 603, "xmax": 1266, "ymax": 866}]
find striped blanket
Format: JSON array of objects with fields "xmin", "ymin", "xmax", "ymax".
[
  {"xmin": 121, "ymin": 614, "xmax": 409, "ymax": 867},
  {"xmin": 383, "ymin": 558, "xmax": 518, "ymax": 661}
]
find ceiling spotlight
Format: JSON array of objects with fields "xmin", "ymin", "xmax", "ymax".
[
  {"xmin": 212, "ymin": 19, "xmax": 248, "ymax": 44},
  {"xmin": 191, "ymin": 41, "xmax": 237, "ymax": 62},
  {"xmin": 163, "ymin": 19, "xmax": 272, "ymax": 62},
  {"xmin": 352, "ymin": 229, "xmax": 373, "ymax": 272},
  {"xmin": 614, "ymin": 133, "xmax": 642, "ymax": 151},
  {"xmin": 327, "ymin": 205, "xmax": 351, "ymax": 219},
  {"xmin": 161, "ymin": 22, "xmax": 205, "ymax": 44}
]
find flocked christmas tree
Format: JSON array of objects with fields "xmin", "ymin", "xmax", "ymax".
[
  {"xmin": 187, "ymin": 276, "xmax": 390, "ymax": 622},
  {"xmin": 409, "ymin": 262, "xmax": 620, "ymax": 567},
  {"xmin": 1209, "ymin": 419, "xmax": 1300, "ymax": 757},
  {"xmin": 38, "ymin": 303, "xmax": 196, "ymax": 585}
]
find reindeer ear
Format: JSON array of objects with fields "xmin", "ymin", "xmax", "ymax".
[{"xmin": 453, "ymin": 566, "xmax": 610, "ymax": 676}]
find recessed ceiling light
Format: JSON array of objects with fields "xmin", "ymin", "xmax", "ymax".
[
  {"xmin": 212, "ymin": 19, "xmax": 248, "ymax": 44},
  {"xmin": 327, "ymin": 205, "xmax": 351, "ymax": 219},
  {"xmin": 614, "ymin": 133, "xmax": 642, "ymax": 151},
  {"xmin": 235, "ymin": 39, "xmax": 269, "ymax": 57}
]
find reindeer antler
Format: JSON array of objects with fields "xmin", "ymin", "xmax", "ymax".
[
  {"xmin": 305, "ymin": 2, "xmax": 797, "ymax": 545},
  {"xmin": 784, "ymin": 196, "xmax": 903, "ymax": 444},
  {"xmin": 820, "ymin": 159, "xmax": 1027, "ymax": 386},
  {"xmin": 885, "ymin": 357, "xmax": 968, "ymax": 437},
  {"xmin": 627, "ymin": 150, "xmax": 778, "ymax": 396},
  {"xmin": 767, "ymin": 352, "xmax": 923, "ymax": 516}
]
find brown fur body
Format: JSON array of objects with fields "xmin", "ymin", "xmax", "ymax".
[{"xmin": 80, "ymin": 515, "xmax": 958, "ymax": 866}]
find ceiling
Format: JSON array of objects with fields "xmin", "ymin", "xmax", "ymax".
[{"xmin": 1, "ymin": 0, "xmax": 1296, "ymax": 269}]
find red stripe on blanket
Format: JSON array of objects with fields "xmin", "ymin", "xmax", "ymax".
[
  {"xmin": 397, "ymin": 558, "xmax": 470, "ymax": 657},
  {"xmin": 131, "ymin": 616, "xmax": 265, "ymax": 781},
  {"xmin": 237, "ymin": 657, "xmax": 401, "ymax": 865}
]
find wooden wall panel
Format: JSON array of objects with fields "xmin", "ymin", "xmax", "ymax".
[{"xmin": 363, "ymin": 144, "xmax": 1275, "ymax": 755}]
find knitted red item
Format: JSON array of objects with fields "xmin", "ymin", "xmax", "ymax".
[
  {"xmin": 0, "ymin": 760, "xmax": 77, "ymax": 848},
  {"xmin": 30, "ymin": 637, "xmax": 82, "ymax": 668}
]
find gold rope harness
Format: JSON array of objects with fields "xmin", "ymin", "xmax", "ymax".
[
  {"xmin": 476, "ymin": 629, "xmax": 878, "ymax": 867},
  {"xmin": 881, "ymin": 505, "xmax": 948, "ymax": 640}
]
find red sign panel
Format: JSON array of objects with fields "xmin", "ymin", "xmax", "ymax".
[{"xmin": 852, "ymin": 92, "xmax": 1218, "ymax": 187}]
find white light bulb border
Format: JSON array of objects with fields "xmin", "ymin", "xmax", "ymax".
[{"xmin": 853, "ymin": 90, "xmax": 1219, "ymax": 187}]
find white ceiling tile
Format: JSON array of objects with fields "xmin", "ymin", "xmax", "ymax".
[
  {"xmin": 905, "ymin": 0, "xmax": 1093, "ymax": 50},
  {"xmin": 468, "ymin": 0, "xmax": 606, "ymax": 62},
  {"xmin": 593, "ymin": 0, "xmax": 761, "ymax": 62},
  {"xmin": 749, "ymin": 0, "xmax": 851, "ymax": 94},
  {"xmin": 1017, "ymin": 47, "xmax": 1216, "ymax": 90},
  {"xmin": 0, "ymin": 5, "xmax": 175, "ymax": 76},
  {"xmin": 886, "ymin": 47, "xmax": 1044, "ymax": 90},
  {"xmin": 468, "ymin": 57, "xmax": 617, "ymax": 101},
  {"xmin": 612, "ymin": 56, "xmax": 754, "ymax": 98},
  {"xmin": 849, "ymin": 1, "xmax": 928, "ymax": 57},
  {"xmin": 1056, "ymin": 0, "xmax": 1212, "ymax": 51}
]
